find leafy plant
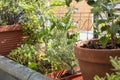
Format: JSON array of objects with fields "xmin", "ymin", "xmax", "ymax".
[
  {"xmin": 39, "ymin": 11, "xmax": 79, "ymax": 74},
  {"xmin": 45, "ymin": 29, "xmax": 78, "ymax": 74},
  {"xmin": 87, "ymin": 0, "xmax": 120, "ymax": 48},
  {"xmin": 67, "ymin": 0, "xmax": 120, "ymax": 49},
  {"xmin": 0, "ymin": 0, "xmax": 24, "ymax": 25},
  {"xmin": 94, "ymin": 57, "xmax": 120, "ymax": 80},
  {"xmin": 7, "ymin": 0, "xmax": 79, "ymax": 76},
  {"xmin": 8, "ymin": 44, "xmax": 39, "ymax": 71}
]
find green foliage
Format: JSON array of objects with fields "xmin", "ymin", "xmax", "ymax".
[
  {"xmin": 8, "ymin": 44, "xmax": 39, "ymax": 71},
  {"xmin": 8, "ymin": 0, "xmax": 79, "ymax": 75},
  {"xmin": 45, "ymin": 29, "xmax": 78, "ymax": 73},
  {"xmin": 94, "ymin": 57, "xmax": 120, "ymax": 80},
  {"xmin": 0, "ymin": 0, "xmax": 23, "ymax": 25},
  {"xmin": 87, "ymin": 0, "xmax": 120, "ymax": 48},
  {"xmin": 72, "ymin": 0, "xmax": 120, "ymax": 48},
  {"xmin": 18, "ymin": 0, "xmax": 55, "ymax": 45},
  {"xmin": 39, "ymin": 11, "xmax": 79, "ymax": 74},
  {"xmin": 51, "ymin": 0, "xmax": 66, "ymax": 6}
]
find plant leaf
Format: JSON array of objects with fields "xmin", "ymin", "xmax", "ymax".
[
  {"xmin": 65, "ymin": 0, "xmax": 72, "ymax": 7},
  {"xmin": 100, "ymin": 35, "xmax": 110, "ymax": 46},
  {"xmin": 109, "ymin": 24, "xmax": 119, "ymax": 35}
]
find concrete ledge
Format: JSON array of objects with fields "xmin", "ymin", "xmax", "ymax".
[{"xmin": 0, "ymin": 56, "xmax": 51, "ymax": 80}]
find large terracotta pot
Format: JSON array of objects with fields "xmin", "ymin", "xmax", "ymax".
[
  {"xmin": 74, "ymin": 40, "xmax": 120, "ymax": 80},
  {"xmin": 0, "ymin": 24, "xmax": 24, "ymax": 56}
]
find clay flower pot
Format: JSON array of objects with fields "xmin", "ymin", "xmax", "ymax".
[
  {"xmin": 46, "ymin": 67, "xmax": 82, "ymax": 80},
  {"xmin": 74, "ymin": 40, "xmax": 120, "ymax": 80},
  {"xmin": 45, "ymin": 69, "xmax": 67, "ymax": 79},
  {"xmin": 0, "ymin": 24, "xmax": 24, "ymax": 56},
  {"xmin": 60, "ymin": 73, "xmax": 82, "ymax": 80}
]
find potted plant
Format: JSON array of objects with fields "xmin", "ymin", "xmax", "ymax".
[
  {"xmin": 70, "ymin": 0, "xmax": 120, "ymax": 80},
  {"xmin": 0, "ymin": 0, "xmax": 25, "ymax": 56},
  {"xmin": 0, "ymin": 0, "xmax": 82, "ymax": 79},
  {"xmin": 8, "ymin": 9, "xmax": 81, "ymax": 79},
  {"xmin": 0, "ymin": 0, "xmax": 52, "ymax": 56}
]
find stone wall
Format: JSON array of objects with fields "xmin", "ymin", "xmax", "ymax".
[{"xmin": 0, "ymin": 56, "xmax": 51, "ymax": 80}]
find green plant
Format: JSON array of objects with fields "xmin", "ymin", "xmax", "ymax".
[
  {"xmin": 0, "ymin": 0, "xmax": 24, "ymax": 25},
  {"xmin": 67, "ymin": 0, "xmax": 120, "ymax": 49},
  {"xmin": 87, "ymin": 0, "xmax": 120, "ymax": 48},
  {"xmin": 38, "ymin": 11, "xmax": 79, "ymax": 74},
  {"xmin": 7, "ymin": 0, "xmax": 79, "ymax": 75},
  {"xmin": 19, "ymin": 0, "xmax": 79, "ymax": 74},
  {"xmin": 20, "ymin": 0, "xmax": 66, "ymax": 45},
  {"xmin": 45, "ymin": 29, "xmax": 78, "ymax": 74},
  {"xmin": 8, "ymin": 44, "xmax": 39, "ymax": 71},
  {"xmin": 94, "ymin": 57, "xmax": 120, "ymax": 80}
]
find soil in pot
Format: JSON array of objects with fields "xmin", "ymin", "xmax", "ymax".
[{"xmin": 82, "ymin": 39, "xmax": 120, "ymax": 49}]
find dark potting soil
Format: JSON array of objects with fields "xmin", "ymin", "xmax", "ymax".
[{"xmin": 81, "ymin": 40, "xmax": 120, "ymax": 49}]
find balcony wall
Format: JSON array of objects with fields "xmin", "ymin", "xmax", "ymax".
[{"xmin": 0, "ymin": 56, "xmax": 51, "ymax": 80}]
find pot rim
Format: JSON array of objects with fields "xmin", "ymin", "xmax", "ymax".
[
  {"xmin": 75, "ymin": 39, "xmax": 120, "ymax": 51},
  {"xmin": 0, "ymin": 24, "xmax": 22, "ymax": 32}
]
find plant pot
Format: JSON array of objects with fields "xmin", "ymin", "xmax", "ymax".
[
  {"xmin": 0, "ymin": 24, "xmax": 24, "ymax": 56},
  {"xmin": 45, "ymin": 69, "xmax": 67, "ymax": 79},
  {"xmin": 74, "ymin": 40, "xmax": 120, "ymax": 80},
  {"xmin": 60, "ymin": 73, "xmax": 82, "ymax": 80},
  {"xmin": 45, "ymin": 67, "xmax": 82, "ymax": 80}
]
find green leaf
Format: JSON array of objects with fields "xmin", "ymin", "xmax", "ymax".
[
  {"xmin": 94, "ymin": 75, "xmax": 105, "ymax": 80},
  {"xmin": 101, "ymin": 24, "xmax": 108, "ymax": 32},
  {"xmin": 109, "ymin": 24, "xmax": 119, "ymax": 35},
  {"xmin": 91, "ymin": 7, "xmax": 102, "ymax": 13},
  {"xmin": 51, "ymin": 0, "xmax": 66, "ymax": 6},
  {"xmin": 98, "ymin": 19, "xmax": 107, "ymax": 24},
  {"xmin": 28, "ymin": 62, "xmax": 38, "ymax": 70},
  {"xmin": 65, "ymin": 0, "xmax": 72, "ymax": 7},
  {"xmin": 75, "ymin": 0, "xmax": 82, "ymax": 2},
  {"xmin": 19, "ymin": 3, "xmax": 35, "ymax": 11},
  {"xmin": 115, "ymin": 38, "xmax": 120, "ymax": 44},
  {"xmin": 100, "ymin": 35, "xmax": 110, "ymax": 46},
  {"xmin": 86, "ymin": 0, "xmax": 97, "ymax": 6}
]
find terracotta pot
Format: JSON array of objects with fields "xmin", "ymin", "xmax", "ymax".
[
  {"xmin": 0, "ymin": 24, "xmax": 24, "ymax": 56},
  {"xmin": 74, "ymin": 40, "xmax": 120, "ymax": 80},
  {"xmin": 46, "ymin": 70, "xmax": 82, "ymax": 80},
  {"xmin": 60, "ymin": 73, "xmax": 82, "ymax": 80},
  {"xmin": 45, "ymin": 69, "xmax": 67, "ymax": 79}
]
